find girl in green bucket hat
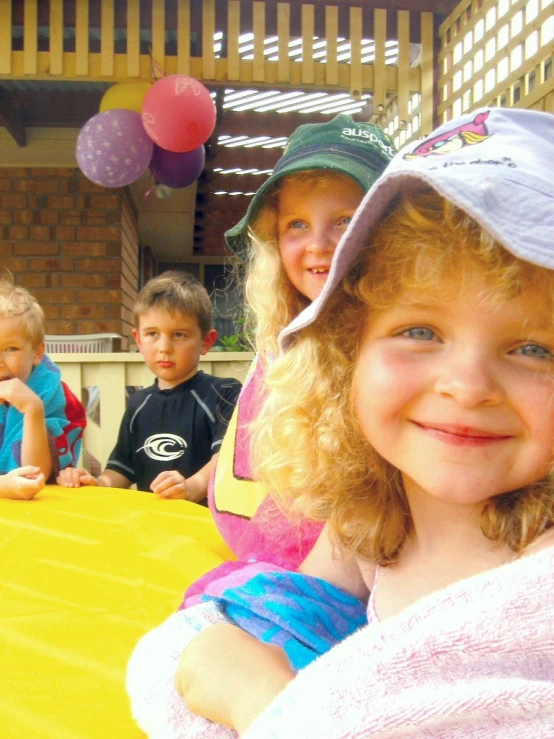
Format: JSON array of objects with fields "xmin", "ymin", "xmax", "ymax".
[{"xmin": 200, "ymin": 114, "xmax": 395, "ymax": 579}]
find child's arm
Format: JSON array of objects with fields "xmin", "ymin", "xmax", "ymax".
[
  {"xmin": 150, "ymin": 453, "xmax": 218, "ymax": 501},
  {"xmin": 57, "ymin": 466, "xmax": 132, "ymax": 489},
  {"xmin": 298, "ymin": 522, "xmax": 373, "ymax": 601},
  {"xmin": 0, "ymin": 466, "xmax": 45, "ymax": 500},
  {"xmin": 175, "ymin": 525, "xmax": 372, "ymax": 732},
  {"xmin": 58, "ymin": 400, "xmax": 137, "ymax": 489},
  {"xmin": 175, "ymin": 622, "xmax": 295, "ymax": 735},
  {"xmin": 153, "ymin": 375, "xmax": 241, "ymax": 502},
  {"xmin": 0, "ymin": 378, "xmax": 52, "ymax": 479}
]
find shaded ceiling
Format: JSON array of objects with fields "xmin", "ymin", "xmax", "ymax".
[{"xmin": 0, "ymin": 0, "xmax": 460, "ymax": 262}]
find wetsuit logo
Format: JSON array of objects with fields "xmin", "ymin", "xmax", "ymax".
[
  {"xmin": 138, "ymin": 433, "xmax": 187, "ymax": 461},
  {"xmin": 405, "ymin": 111, "xmax": 491, "ymax": 159}
]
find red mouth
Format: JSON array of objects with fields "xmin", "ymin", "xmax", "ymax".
[
  {"xmin": 158, "ymin": 362, "xmax": 174, "ymax": 369},
  {"xmin": 308, "ymin": 267, "xmax": 330, "ymax": 275},
  {"xmin": 413, "ymin": 421, "xmax": 513, "ymax": 447}
]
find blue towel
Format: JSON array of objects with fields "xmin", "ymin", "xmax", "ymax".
[
  {"xmin": 0, "ymin": 355, "xmax": 86, "ymax": 475},
  {"xmin": 203, "ymin": 571, "xmax": 367, "ymax": 670}
]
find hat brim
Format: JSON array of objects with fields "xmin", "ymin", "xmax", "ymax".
[
  {"xmin": 224, "ymin": 151, "xmax": 385, "ymax": 253},
  {"xmin": 280, "ymin": 166, "xmax": 554, "ymax": 349}
]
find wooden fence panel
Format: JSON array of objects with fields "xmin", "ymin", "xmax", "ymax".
[
  {"xmin": 202, "ymin": 0, "xmax": 216, "ymax": 79},
  {"xmin": 4, "ymin": 0, "xmax": 549, "ymax": 149},
  {"xmin": 52, "ymin": 353, "xmax": 253, "ymax": 469},
  {"xmin": 127, "ymin": 0, "xmax": 141, "ymax": 77},
  {"xmin": 100, "ymin": 0, "xmax": 114, "ymax": 77},
  {"xmin": 177, "ymin": 0, "xmax": 191, "ymax": 75},
  {"xmin": 49, "ymin": 0, "xmax": 63, "ymax": 75},
  {"xmin": 23, "ymin": 0, "xmax": 38, "ymax": 75},
  {"xmin": 397, "ymin": 10, "xmax": 410, "ymax": 127},
  {"xmin": 325, "ymin": 5, "xmax": 339, "ymax": 86},
  {"xmin": 75, "ymin": 0, "xmax": 90, "ymax": 76},
  {"xmin": 438, "ymin": 0, "xmax": 554, "ymax": 120},
  {"xmin": 277, "ymin": 2, "xmax": 291, "ymax": 83},
  {"xmin": 373, "ymin": 9, "xmax": 387, "ymax": 114},
  {"xmin": 2, "ymin": 0, "xmax": 434, "ymax": 130},
  {"xmin": 253, "ymin": 1, "xmax": 266, "ymax": 82},
  {"xmin": 227, "ymin": 0, "xmax": 241, "ymax": 81},
  {"xmin": 301, "ymin": 4, "xmax": 315, "ymax": 84},
  {"xmin": 0, "ymin": 2, "xmax": 12, "ymax": 74},
  {"xmin": 350, "ymin": 6, "xmax": 363, "ymax": 98},
  {"xmin": 421, "ymin": 11, "xmax": 435, "ymax": 134},
  {"xmin": 152, "ymin": 0, "xmax": 166, "ymax": 72}
]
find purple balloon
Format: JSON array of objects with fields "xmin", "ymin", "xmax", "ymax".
[
  {"xmin": 76, "ymin": 110, "xmax": 154, "ymax": 188},
  {"xmin": 149, "ymin": 144, "xmax": 205, "ymax": 188}
]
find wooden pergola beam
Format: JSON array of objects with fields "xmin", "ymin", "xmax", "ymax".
[{"xmin": 0, "ymin": 94, "xmax": 26, "ymax": 147}]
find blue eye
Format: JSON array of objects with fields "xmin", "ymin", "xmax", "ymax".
[
  {"xmin": 515, "ymin": 343, "xmax": 553, "ymax": 359},
  {"xmin": 339, "ymin": 216, "xmax": 353, "ymax": 227},
  {"xmin": 403, "ymin": 327, "xmax": 435, "ymax": 341}
]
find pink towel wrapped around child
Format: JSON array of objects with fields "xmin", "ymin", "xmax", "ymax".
[{"xmin": 244, "ymin": 546, "xmax": 554, "ymax": 739}]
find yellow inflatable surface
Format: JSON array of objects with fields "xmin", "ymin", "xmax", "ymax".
[{"xmin": 0, "ymin": 485, "xmax": 233, "ymax": 738}]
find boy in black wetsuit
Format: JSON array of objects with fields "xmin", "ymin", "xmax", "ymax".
[{"xmin": 57, "ymin": 271, "xmax": 241, "ymax": 504}]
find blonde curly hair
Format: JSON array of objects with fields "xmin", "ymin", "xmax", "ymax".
[
  {"xmin": 0, "ymin": 273, "xmax": 45, "ymax": 346},
  {"xmin": 240, "ymin": 171, "xmax": 363, "ymax": 357},
  {"xmin": 251, "ymin": 188, "xmax": 554, "ymax": 564}
]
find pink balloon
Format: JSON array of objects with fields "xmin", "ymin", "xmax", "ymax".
[
  {"xmin": 76, "ymin": 110, "xmax": 153, "ymax": 188},
  {"xmin": 141, "ymin": 75, "xmax": 216, "ymax": 153}
]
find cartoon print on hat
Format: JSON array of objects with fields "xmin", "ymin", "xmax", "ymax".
[{"xmin": 405, "ymin": 111, "xmax": 491, "ymax": 159}]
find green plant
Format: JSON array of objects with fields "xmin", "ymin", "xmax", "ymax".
[{"xmin": 212, "ymin": 319, "xmax": 250, "ymax": 352}]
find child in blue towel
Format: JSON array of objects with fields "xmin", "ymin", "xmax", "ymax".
[{"xmin": 0, "ymin": 275, "xmax": 86, "ymax": 499}]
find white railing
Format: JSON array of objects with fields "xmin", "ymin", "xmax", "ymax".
[{"xmin": 52, "ymin": 351, "xmax": 254, "ymax": 470}]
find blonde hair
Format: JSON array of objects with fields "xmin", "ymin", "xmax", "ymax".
[
  {"xmin": 133, "ymin": 271, "xmax": 213, "ymax": 335},
  {"xmin": 252, "ymin": 189, "xmax": 554, "ymax": 564},
  {"xmin": 242, "ymin": 171, "xmax": 363, "ymax": 357},
  {"xmin": 0, "ymin": 273, "xmax": 44, "ymax": 346}
]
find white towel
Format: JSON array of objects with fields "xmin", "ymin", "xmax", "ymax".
[
  {"xmin": 245, "ymin": 547, "xmax": 554, "ymax": 739},
  {"xmin": 126, "ymin": 601, "xmax": 238, "ymax": 738}
]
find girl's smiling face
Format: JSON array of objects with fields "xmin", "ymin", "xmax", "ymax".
[
  {"xmin": 277, "ymin": 176, "xmax": 363, "ymax": 302},
  {"xmin": 353, "ymin": 270, "xmax": 554, "ymax": 509}
]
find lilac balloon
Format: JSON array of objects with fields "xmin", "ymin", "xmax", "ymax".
[
  {"xmin": 76, "ymin": 109, "xmax": 154, "ymax": 188},
  {"xmin": 149, "ymin": 144, "xmax": 205, "ymax": 189}
]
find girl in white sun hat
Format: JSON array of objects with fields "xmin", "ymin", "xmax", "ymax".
[{"xmin": 174, "ymin": 107, "xmax": 554, "ymax": 738}]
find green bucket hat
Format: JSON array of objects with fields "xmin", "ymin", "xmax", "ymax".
[{"xmin": 224, "ymin": 113, "xmax": 396, "ymax": 252}]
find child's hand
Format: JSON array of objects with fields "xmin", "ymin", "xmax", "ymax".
[
  {"xmin": 150, "ymin": 470, "xmax": 190, "ymax": 499},
  {"xmin": 0, "ymin": 466, "xmax": 45, "ymax": 500},
  {"xmin": 0, "ymin": 378, "xmax": 43, "ymax": 415},
  {"xmin": 57, "ymin": 467, "xmax": 98, "ymax": 488},
  {"xmin": 174, "ymin": 623, "xmax": 295, "ymax": 733}
]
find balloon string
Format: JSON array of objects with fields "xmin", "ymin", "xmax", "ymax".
[
  {"xmin": 149, "ymin": 49, "xmax": 165, "ymax": 81},
  {"xmin": 143, "ymin": 181, "xmax": 157, "ymax": 201}
]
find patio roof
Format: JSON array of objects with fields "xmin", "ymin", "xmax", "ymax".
[{"xmin": 0, "ymin": 0, "xmax": 465, "ymax": 262}]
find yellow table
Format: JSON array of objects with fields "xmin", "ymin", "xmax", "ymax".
[{"xmin": 0, "ymin": 486, "xmax": 233, "ymax": 738}]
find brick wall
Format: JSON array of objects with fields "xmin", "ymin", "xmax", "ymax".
[{"xmin": 0, "ymin": 167, "xmax": 139, "ymax": 349}]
